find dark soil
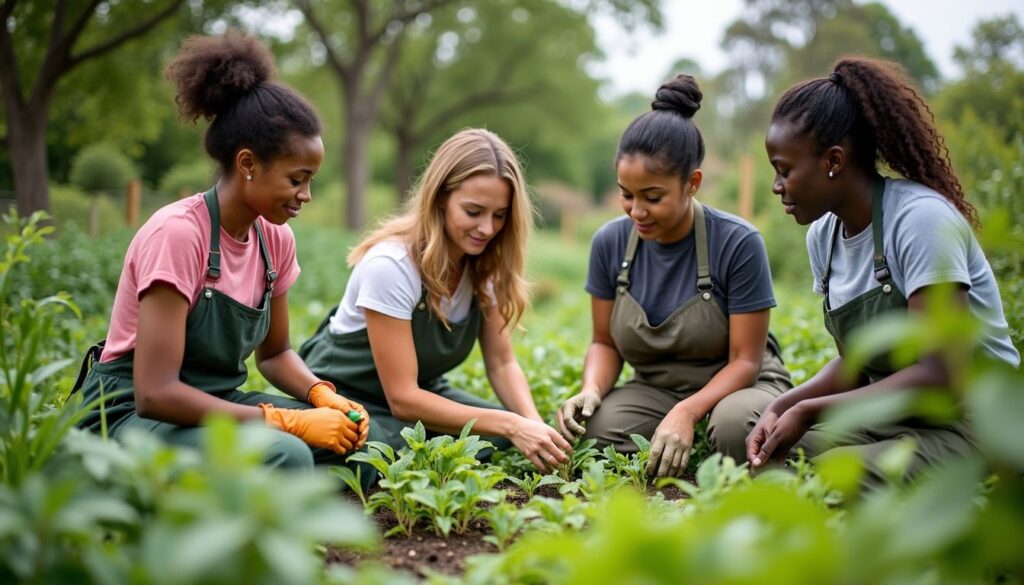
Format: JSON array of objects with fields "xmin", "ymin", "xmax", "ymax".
[{"xmin": 326, "ymin": 475, "xmax": 694, "ymax": 579}]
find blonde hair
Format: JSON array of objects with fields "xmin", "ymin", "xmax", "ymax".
[{"xmin": 349, "ymin": 128, "xmax": 533, "ymax": 330}]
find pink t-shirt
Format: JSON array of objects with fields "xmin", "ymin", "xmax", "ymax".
[{"xmin": 100, "ymin": 193, "xmax": 300, "ymax": 362}]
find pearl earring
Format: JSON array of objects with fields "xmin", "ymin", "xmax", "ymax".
[
  {"xmin": 246, "ymin": 174, "xmax": 253, "ymax": 181},
  {"xmin": 828, "ymin": 171, "xmax": 834, "ymax": 178}
]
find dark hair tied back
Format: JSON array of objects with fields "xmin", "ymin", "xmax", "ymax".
[
  {"xmin": 165, "ymin": 30, "xmax": 321, "ymax": 176},
  {"xmin": 772, "ymin": 55, "xmax": 977, "ymax": 227},
  {"xmin": 616, "ymin": 73, "xmax": 706, "ymax": 179},
  {"xmin": 652, "ymin": 74, "xmax": 702, "ymax": 118}
]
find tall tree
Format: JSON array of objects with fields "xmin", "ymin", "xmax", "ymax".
[
  {"xmin": 0, "ymin": 0, "xmax": 187, "ymax": 216},
  {"xmin": 380, "ymin": 0, "xmax": 605, "ymax": 201},
  {"xmin": 294, "ymin": 0, "xmax": 661, "ymax": 230},
  {"xmin": 294, "ymin": 0, "xmax": 459, "ymax": 231},
  {"xmin": 713, "ymin": 0, "xmax": 936, "ymax": 154}
]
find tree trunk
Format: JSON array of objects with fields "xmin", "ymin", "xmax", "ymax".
[
  {"xmin": 343, "ymin": 97, "xmax": 372, "ymax": 232},
  {"xmin": 7, "ymin": 104, "xmax": 52, "ymax": 218},
  {"xmin": 394, "ymin": 131, "xmax": 416, "ymax": 205}
]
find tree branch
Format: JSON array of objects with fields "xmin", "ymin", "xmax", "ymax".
[
  {"xmin": 68, "ymin": 0, "xmax": 184, "ymax": 68},
  {"xmin": 296, "ymin": 0, "xmax": 352, "ymax": 82},
  {"xmin": 366, "ymin": 0, "xmax": 458, "ymax": 47},
  {"xmin": 417, "ymin": 84, "xmax": 542, "ymax": 143}
]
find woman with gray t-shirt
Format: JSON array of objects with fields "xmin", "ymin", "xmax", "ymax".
[{"xmin": 754, "ymin": 55, "xmax": 1019, "ymax": 488}]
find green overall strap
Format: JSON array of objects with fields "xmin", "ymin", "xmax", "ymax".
[
  {"xmin": 203, "ymin": 187, "xmax": 222, "ymax": 280},
  {"xmin": 203, "ymin": 186, "xmax": 276, "ymax": 291},
  {"xmin": 616, "ymin": 228, "xmax": 641, "ymax": 294},
  {"xmin": 693, "ymin": 200, "xmax": 713, "ymax": 298},
  {"xmin": 869, "ymin": 177, "xmax": 892, "ymax": 285},
  {"xmin": 822, "ymin": 177, "xmax": 890, "ymax": 307}
]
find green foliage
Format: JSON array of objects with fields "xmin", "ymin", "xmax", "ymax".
[
  {"xmin": 0, "ymin": 211, "xmax": 89, "ymax": 487},
  {"xmin": 347, "ymin": 421, "xmax": 506, "ymax": 538},
  {"xmin": 602, "ymin": 433, "xmax": 652, "ymax": 491},
  {"xmin": 68, "ymin": 143, "xmax": 137, "ymax": 193},
  {"xmin": 159, "ymin": 159, "xmax": 215, "ymax": 197}
]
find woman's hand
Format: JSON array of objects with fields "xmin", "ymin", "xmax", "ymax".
[
  {"xmin": 645, "ymin": 405, "xmax": 697, "ymax": 478},
  {"xmin": 556, "ymin": 389, "xmax": 602, "ymax": 441},
  {"xmin": 748, "ymin": 402, "xmax": 812, "ymax": 467},
  {"xmin": 510, "ymin": 416, "xmax": 573, "ymax": 473},
  {"xmin": 307, "ymin": 381, "xmax": 370, "ymax": 448}
]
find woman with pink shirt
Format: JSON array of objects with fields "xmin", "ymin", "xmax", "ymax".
[{"xmin": 73, "ymin": 32, "xmax": 371, "ymax": 474}]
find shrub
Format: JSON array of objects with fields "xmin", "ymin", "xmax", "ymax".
[
  {"xmin": 69, "ymin": 142, "xmax": 136, "ymax": 193},
  {"xmin": 159, "ymin": 159, "xmax": 215, "ymax": 198}
]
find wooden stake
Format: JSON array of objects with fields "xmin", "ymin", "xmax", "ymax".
[
  {"xmin": 126, "ymin": 179, "xmax": 141, "ymax": 227},
  {"xmin": 739, "ymin": 153, "xmax": 754, "ymax": 220}
]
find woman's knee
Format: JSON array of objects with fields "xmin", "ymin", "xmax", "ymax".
[
  {"xmin": 707, "ymin": 389, "xmax": 765, "ymax": 459},
  {"xmin": 264, "ymin": 431, "xmax": 315, "ymax": 470}
]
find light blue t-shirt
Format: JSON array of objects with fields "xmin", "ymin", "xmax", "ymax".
[
  {"xmin": 586, "ymin": 205, "xmax": 776, "ymax": 326},
  {"xmin": 807, "ymin": 178, "xmax": 1020, "ymax": 367}
]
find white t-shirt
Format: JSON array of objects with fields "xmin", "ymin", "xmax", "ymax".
[
  {"xmin": 328, "ymin": 240, "xmax": 475, "ymax": 334},
  {"xmin": 807, "ymin": 178, "xmax": 1020, "ymax": 367}
]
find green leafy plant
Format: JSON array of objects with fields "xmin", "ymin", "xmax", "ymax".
[
  {"xmin": 602, "ymin": 433, "xmax": 652, "ymax": 491},
  {"xmin": 508, "ymin": 471, "xmax": 563, "ymax": 499},
  {"xmin": 483, "ymin": 502, "xmax": 539, "ymax": 551},
  {"xmin": 0, "ymin": 211, "xmax": 93, "ymax": 487}
]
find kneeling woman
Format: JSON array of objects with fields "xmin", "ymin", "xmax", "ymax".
[
  {"xmin": 75, "ymin": 32, "xmax": 370, "ymax": 472},
  {"xmin": 300, "ymin": 129, "xmax": 571, "ymax": 472},
  {"xmin": 750, "ymin": 56, "xmax": 1019, "ymax": 486},
  {"xmin": 556, "ymin": 75, "xmax": 792, "ymax": 478}
]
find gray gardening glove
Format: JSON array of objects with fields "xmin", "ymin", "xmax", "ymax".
[
  {"xmin": 556, "ymin": 390, "xmax": 602, "ymax": 441},
  {"xmin": 645, "ymin": 409, "xmax": 696, "ymax": 478}
]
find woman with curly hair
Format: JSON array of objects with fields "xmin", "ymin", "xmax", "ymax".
[
  {"xmin": 746, "ymin": 56, "xmax": 1019, "ymax": 485},
  {"xmin": 300, "ymin": 129, "xmax": 572, "ymax": 472},
  {"xmin": 74, "ymin": 32, "xmax": 372, "ymax": 474}
]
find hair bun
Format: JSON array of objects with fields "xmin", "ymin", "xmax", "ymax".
[
  {"xmin": 166, "ymin": 31, "xmax": 276, "ymax": 121},
  {"xmin": 652, "ymin": 74, "xmax": 702, "ymax": 118}
]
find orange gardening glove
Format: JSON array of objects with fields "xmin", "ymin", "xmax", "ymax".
[
  {"xmin": 307, "ymin": 381, "xmax": 370, "ymax": 449},
  {"xmin": 259, "ymin": 403, "xmax": 359, "ymax": 455}
]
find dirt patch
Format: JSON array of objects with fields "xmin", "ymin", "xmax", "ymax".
[
  {"xmin": 327, "ymin": 476, "xmax": 694, "ymax": 578},
  {"xmin": 326, "ymin": 492, "xmax": 497, "ymax": 578}
]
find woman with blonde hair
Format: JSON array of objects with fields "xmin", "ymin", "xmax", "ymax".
[{"xmin": 300, "ymin": 128, "xmax": 572, "ymax": 471}]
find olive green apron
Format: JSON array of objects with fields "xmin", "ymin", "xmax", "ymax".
[
  {"xmin": 299, "ymin": 283, "xmax": 508, "ymax": 449},
  {"xmin": 76, "ymin": 187, "xmax": 276, "ymax": 433},
  {"xmin": 821, "ymin": 178, "xmax": 907, "ymax": 383},
  {"xmin": 584, "ymin": 201, "xmax": 791, "ymax": 450}
]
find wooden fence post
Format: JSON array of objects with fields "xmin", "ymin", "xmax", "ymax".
[
  {"xmin": 125, "ymin": 179, "xmax": 141, "ymax": 227},
  {"xmin": 738, "ymin": 153, "xmax": 754, "ymax": 221}
]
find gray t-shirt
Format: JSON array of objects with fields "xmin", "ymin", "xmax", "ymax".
[
  {"xmin": 586, "ymin": 205, "xmax": 776, "ymax": 326},
  {"xmin": 807, "ymin": 178, "xmax": 1020, "ymax": 367}
]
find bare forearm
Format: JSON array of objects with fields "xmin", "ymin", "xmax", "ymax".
[
  {"xmin": 799, "ymin": 357, "xmax": 949, "ymax": 418},
  {"xmin": 135, "ymin": 383, "xmax": 263, "ymax": 425},
  {"xmin": 487, "ymin": 362, "xmax": 542, "ymax": 421},
  {"xmin": 389, "ymin": 387, "xmax": 520, "ymax": 437},
  {"xmin": 256, "ymin": 349, "xmax": 318, "ymax": 401},
  {"xmin": 772, "ymin": 356, "xmax": 857, "ymax": 413},
  {"xmin": 581, "ymin": 341, "xmax": 623, "ymax": 397}
]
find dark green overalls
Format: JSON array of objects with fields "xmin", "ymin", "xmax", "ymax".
[
  {"xmin": 582, "ymin": 201, "xmax": 794, "ymax": 457},
  {"xmin": 299, "ymin": 278, "xmax": 511, "ymax": 451},
  {"xmin": 75, "ymin": 188, "xmax": 368, "ymax": 472},
  {"xmin": 797, "ymin": 178, "xmax": 977, "ymax": 485}
]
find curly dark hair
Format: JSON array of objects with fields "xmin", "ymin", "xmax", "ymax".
[
  {"xmin": 771, "ymin": 55, "xmax": 978, "ymax": 228},
  {"xmin": 617, "ymin": 74, "xmax": 705, "ymax": 180},
  {"xmin": 165, "ymin": 30, "xmax": 321, "ymax": 176}
]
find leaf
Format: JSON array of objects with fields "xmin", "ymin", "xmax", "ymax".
[
  {"xmin": 967, "ymin": 366, "xmax": 1024, "ymax": 468},
  {"xmin": 26, "ymin": 359, "xmax": 73, "ymax": 386},
  {"xmin": 257, "ymin": 532, "xmax": 318, "ymax": 585}
]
